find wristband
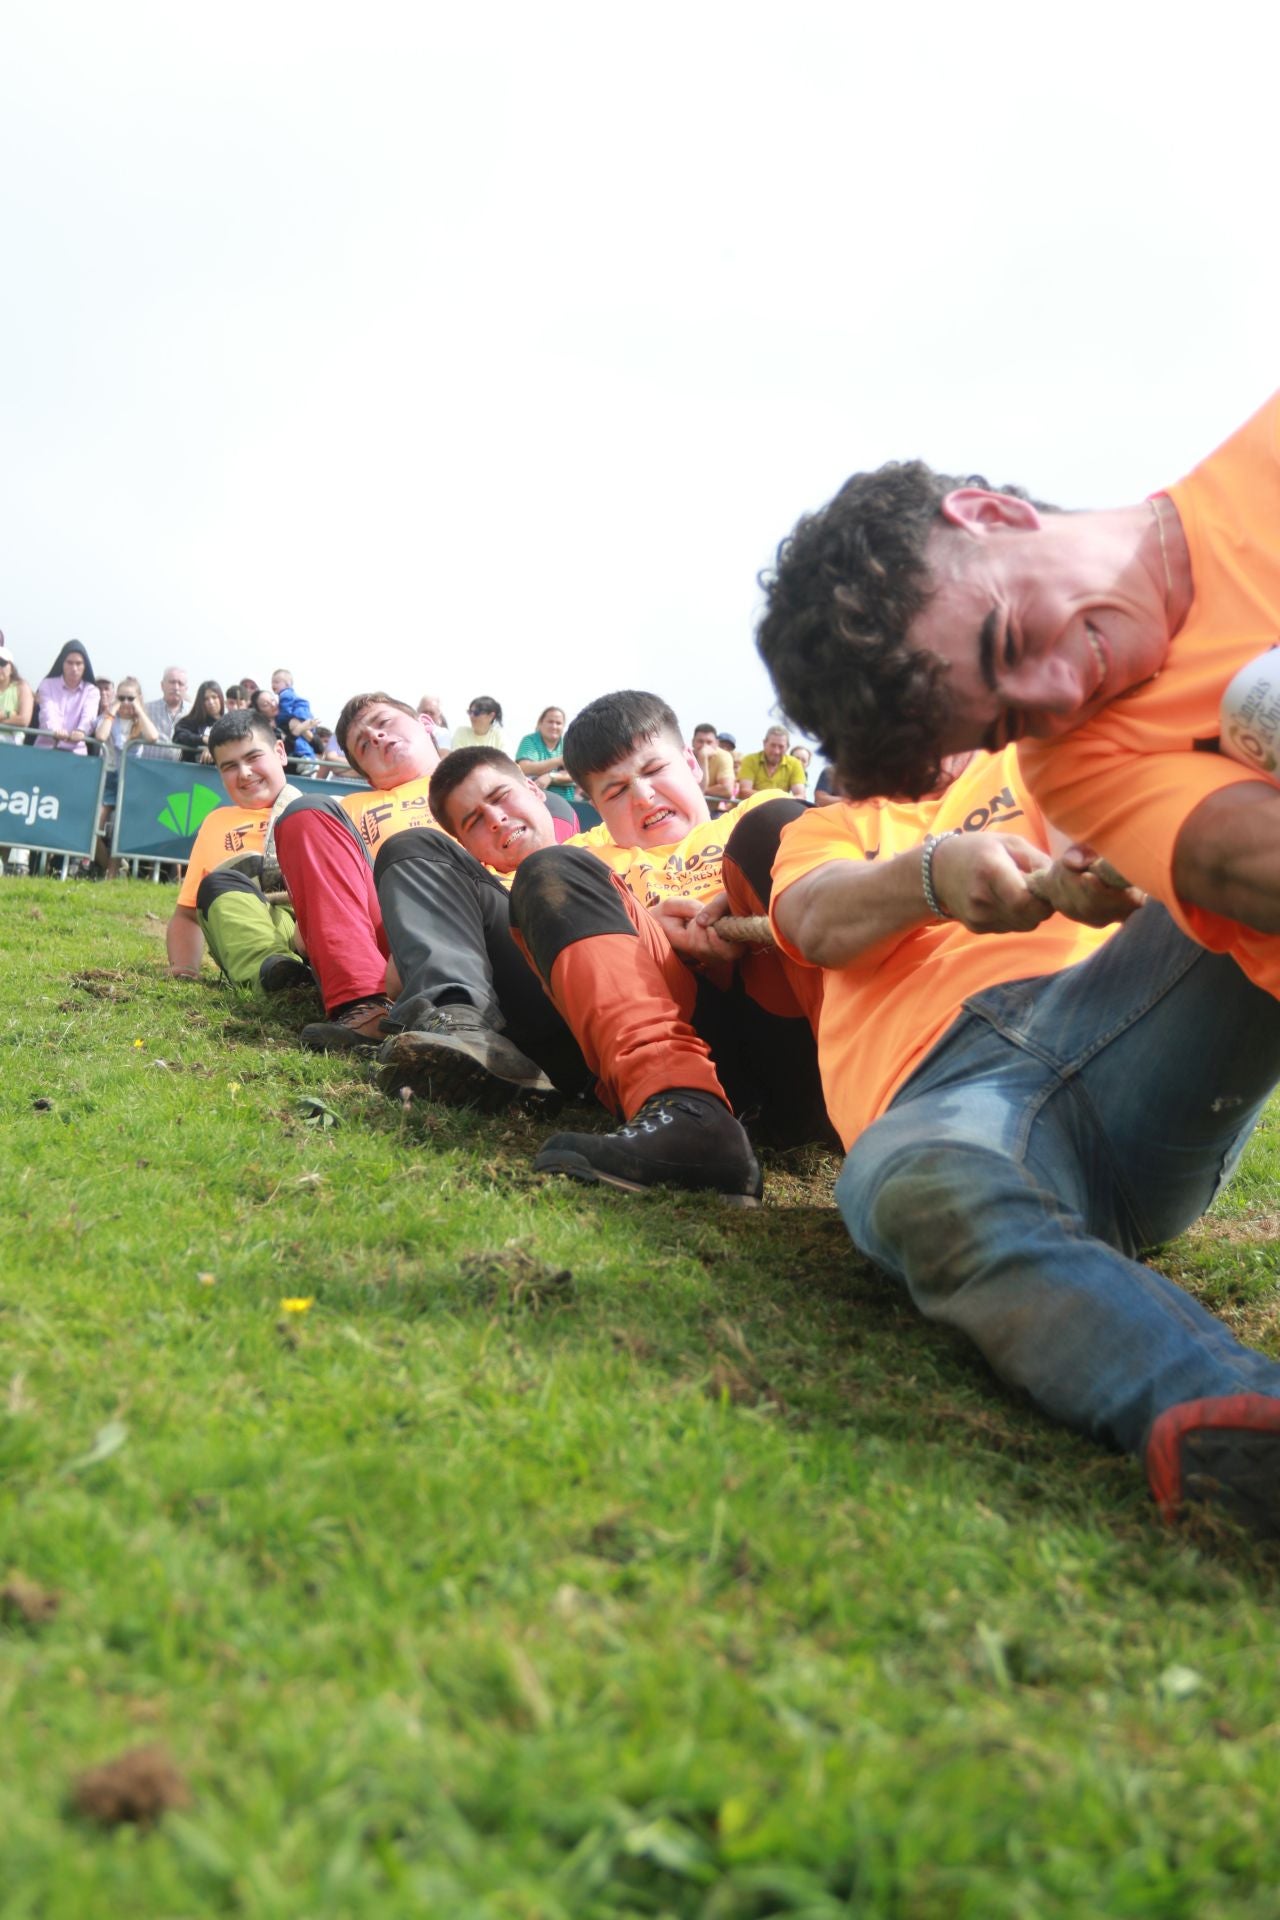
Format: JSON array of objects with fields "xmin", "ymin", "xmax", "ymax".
[{"xmin": 921, "ymin": 830, "xmax": 962, "ymax": 920}]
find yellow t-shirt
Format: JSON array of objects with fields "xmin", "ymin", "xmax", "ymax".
[
  {"xmin": 770, "ymin": 749, "xmax": 1111, "ymax": 1148},
  {"xmin": 340, "ymin": 776, "xmax": 443, "ymax": 855},
  {"xmin": 575, "ymin": 790, "xmax": 786, "ymax": 906},
  {"xmin": 177, "ymin": 804, "xmax": 271, "ymax": 907},
  {"xmin": 739, "ymin": 750, "xmax": 805, "ymax": 794},
  {"xmin": 1020, "ymin": 392, "xmax": 1280, "ymax": 995}
]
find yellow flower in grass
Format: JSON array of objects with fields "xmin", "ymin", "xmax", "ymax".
[
  {"xmin": 279, "ymin": 1297, "xmax": 314, "ymax": 1314},
  {"xmin": 132, "ymin": 1038, "xmax": 144, "ymax": 1049}
]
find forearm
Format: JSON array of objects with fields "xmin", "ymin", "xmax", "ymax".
[
  {"xmin": 1174, "ymin": 786, "xmax": 1280, "ymax": 933},
  {"xmin": 774, "ymin": 848, "xmax": 935, "ymax": 966},
  {"xmin": 166, "ymin": 907, "xmax": 206, "ymax": 977}
]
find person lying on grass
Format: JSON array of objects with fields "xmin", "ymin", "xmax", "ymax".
[
  {"xmin": 265, "ymin": 692, "xmax": 589, "ymax": 1102},
  {"xmin": 766, "ymin": 741, "xmax": 1280, "ymax": 1543},
  {"xmin": 421, "ymin": 693, "xmax": 830, "ymax": 1204},
  {"xmin": 165, "ymin": 709, "xmax": 306, "ymax": 993}
]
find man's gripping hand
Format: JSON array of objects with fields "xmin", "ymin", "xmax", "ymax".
[
  {"xmin": 649, "ymin": 892, "xmax": 740, "ymax": 965},
  {"xmin": 930, "ymin": 831, "xmax": 1056, "ymax": 935},
  {"xmin": 1027, "ymin": 843, "xmax": 1146, "ymax": 927}
]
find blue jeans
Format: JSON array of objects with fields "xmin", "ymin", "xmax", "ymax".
[{"xmin": 837, "ymin": 905, "xmax": 1280, "ymax": 1456}]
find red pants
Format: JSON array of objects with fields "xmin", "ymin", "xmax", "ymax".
[{"xmin": 274, "ymin": 802, "xmax": 388, "ymax": 1012}]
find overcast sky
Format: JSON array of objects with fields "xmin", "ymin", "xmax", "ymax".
[{"xmin": 2, "ymin": 1, "xmax": 1275, "ymax": 750}]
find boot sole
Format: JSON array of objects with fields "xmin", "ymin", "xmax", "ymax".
[
  {"xmin": 300, "ymin": 1028, "xmax": 384, "ymax": 1053},
  {"xmin": 534, "ymin": 1152, "xmax": 761, "ymax": 1208},
  {"xmin": 379, "ymin": 1030, "xmax": 553, "ymax": 1113}
]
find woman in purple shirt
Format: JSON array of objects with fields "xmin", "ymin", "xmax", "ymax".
[{"xmin": 35, "ymin": 641, "xmax": 101, "ymax": 752}]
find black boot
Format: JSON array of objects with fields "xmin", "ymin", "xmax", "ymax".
[{"xmin": 533, "ymin": 1089, "xmax": 762, "ymax": 1205}]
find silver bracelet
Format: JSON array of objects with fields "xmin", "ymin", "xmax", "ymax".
[{"xmin": 921, "ymin": 830, "xmax": 961, "ymax": 920}]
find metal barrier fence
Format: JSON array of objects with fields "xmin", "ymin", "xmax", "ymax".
[{"xmin": 0, "ymin": 733, "xmax": 368, "ymax": 863}]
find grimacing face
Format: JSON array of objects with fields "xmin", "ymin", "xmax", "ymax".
[
  {"xmin": 580, "ymin": 729, "xmax": 709, "ymax": 850},
  {"xmin": 443, "ymin": 763, "xmax": 558, "ymax": 872}
]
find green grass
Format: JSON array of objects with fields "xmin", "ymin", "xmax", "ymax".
[{"xmin": 3, "ymin": 877, "xmax": 1280, "ymax": 1918}]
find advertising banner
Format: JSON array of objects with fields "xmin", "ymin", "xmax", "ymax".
[
  {"xmin": 112, "ymin": 757, "xmax": 370, "ymax": 861},
  {"xmin": 0, "ymin": 743, "xmax": 105, "ymax": 855}
]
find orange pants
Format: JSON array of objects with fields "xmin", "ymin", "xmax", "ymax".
[{"xmin": 509, "ymin": 805, "xmax": 827, "ymax": 1138}]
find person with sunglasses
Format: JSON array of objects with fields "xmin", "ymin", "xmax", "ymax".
[{"xmin": 451, "ymin": 696, "xmax": 508, "ymax": 753}]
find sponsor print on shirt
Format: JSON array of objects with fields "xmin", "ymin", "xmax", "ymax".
[
  {"xmin": 627, "ymin": 838, "xmax": 731, "ymax": 909},
  {"xmin": 953, "ymin": 782, "xmax": 1024, "ymax": 835},
  {"xmin": 350, "ymin": 790, "xmax": 436, "ymax": 851}
]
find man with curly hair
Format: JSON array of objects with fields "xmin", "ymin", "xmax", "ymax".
[{"xmin": 758, "ymin": 392, "xmax": 1280, "ymax": 1005}]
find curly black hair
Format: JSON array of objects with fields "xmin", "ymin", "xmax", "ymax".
[{"xmin": 757, "ymin": 461, "xmax": 1049, "ymax": 800}]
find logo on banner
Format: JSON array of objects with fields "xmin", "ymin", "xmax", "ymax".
[
  {"xmin": 156, "ymin": 787, "xmax": 223, "ymax": 836},
  {"xmin": 0, "ymin": 785, "xmax": 60, "ymax": 822}
]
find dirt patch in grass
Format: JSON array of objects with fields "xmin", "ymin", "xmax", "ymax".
[
  {"xmin": 458, "ymin": 1242, "xmax": 576, "ymax": 1313},
  {"xmin": 67, "ymin": 968, "xmax": 132, "ymax": 1000},
  {"xmin": 1189, "ymin": 1211, "xmax": 1280, "ymax": 1246},
  {"xmin": 70, "ymin": 1746, "xmax": 191, "ymax": 1827},
  {"xmin": 1, "ymin": 1572, "xmax": 61, "ymax": 1627}
]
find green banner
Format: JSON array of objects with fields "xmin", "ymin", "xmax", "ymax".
[
  {"xmin": 112, "ymin": 757, "xmax": 370, "ymax": 860},
  {"xmin": 0, "ymin": 743, "xmax": 105, "ymax": 854}
]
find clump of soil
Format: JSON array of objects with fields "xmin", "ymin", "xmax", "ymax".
[
  {"xmin": 71, "ymin": 1745, "xmax": 191, "ymax": 1827},
  {"xmin": 458, "ymin": 1243, "xmax": 575, "ymax": 1312},
  {"xmin": 0, "ymin": 1573, "xmax": 61, "ymax": 1627}
]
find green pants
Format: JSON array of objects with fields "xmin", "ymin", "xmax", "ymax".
[{"xmin": 196, "ymin": 867, "xmax": 298, "ymax": 991}]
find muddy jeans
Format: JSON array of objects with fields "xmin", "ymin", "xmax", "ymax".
[{"xmin": 836, "ymin": 904, "xmax": 1280, "ymax": 1456}]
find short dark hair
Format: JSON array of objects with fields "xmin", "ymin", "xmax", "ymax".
[
  {"xmin": 757, "ymin": 461, "xmax": 1053, "ymax": 800},
  {"xmin": 691, "ymin": 722, "xmax": 718, "ymax": 738},
  {"xmin": 208, "ymin": 708, "xmax": 279, "ymax": 756},
  {"xmin": 334, "ymin": 691, "xmax": 417, "ymax": 763},
  {"xmin": 429, "ymin": 746, "xmax": 525, "ymax": 830},
  {"xmin": 562, "ymin": 690, "xmax": 681, "ymax": 786}
]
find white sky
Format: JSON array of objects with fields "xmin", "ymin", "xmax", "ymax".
[{"xmin": 2, "ymin": 1, "xmax": 1276, "ymax": 752}]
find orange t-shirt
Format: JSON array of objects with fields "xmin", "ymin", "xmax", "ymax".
[
  {"xmin": 1020, "ymin": 392, "xmax": 1280, "ymax": 995},
  {"xmin": 576, "ymin": 790, "xmax": 786, "ymax": 906},
  {"xmin": 339, "ymin": 776, "xmax": 443, "ymax": 856},
  {"xmin": 770, "ymin": 749, "xmax": 1111, "ymax": 1149},
  {"xmin": 177, "ymin": 803, "xmax": 271, "ymax": 908}
]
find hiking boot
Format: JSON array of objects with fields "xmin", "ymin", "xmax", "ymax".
[
  {"xmin": 300, "ymin": 996, "xmax": 392, "ymax": 1053},
  {"xmin": 1146, "ymin": 1393, "xmax": 1280, "ymax": 1538},
  {"xmin": 532, "ymin": 1089, "xmax": 763, "ymax": 1206},
  {"xmin": 258, "ymin": 952, "xmax": 315, "ymax": 995},
  {"xmin": 377, "ymin": 1005, "xmax": 554, "ymax": 1112}
]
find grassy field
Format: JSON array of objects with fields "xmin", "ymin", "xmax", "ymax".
[{"xmin": 3, "ymin": 876, "xmax": 1280, "ymax": 1919}]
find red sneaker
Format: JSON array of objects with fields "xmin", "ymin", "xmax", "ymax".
[{"xmin": 1146, "ymin": 1394, "xmax": 1280, "ymax": 1537}]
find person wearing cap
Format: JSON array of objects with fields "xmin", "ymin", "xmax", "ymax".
[{"xmin": 0, "ymin": 638, "xmax": 35, "ymax": 742}]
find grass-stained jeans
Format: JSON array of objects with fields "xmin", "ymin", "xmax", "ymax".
[{"xmin": 837, "ymin": 904, "xmax": 1280, "ymax": 1456}]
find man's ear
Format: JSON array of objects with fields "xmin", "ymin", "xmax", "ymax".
[
  {"xmin": 274, "ymin": 737, "xmax": 289, "ymax": 763},
  {"xmin": 939, "ymin": 488, "xmax": 1041, "ymax": 535},
  {"xmin": 684, "ymin": 747, "xmax": 701, "ymax": 779}
]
